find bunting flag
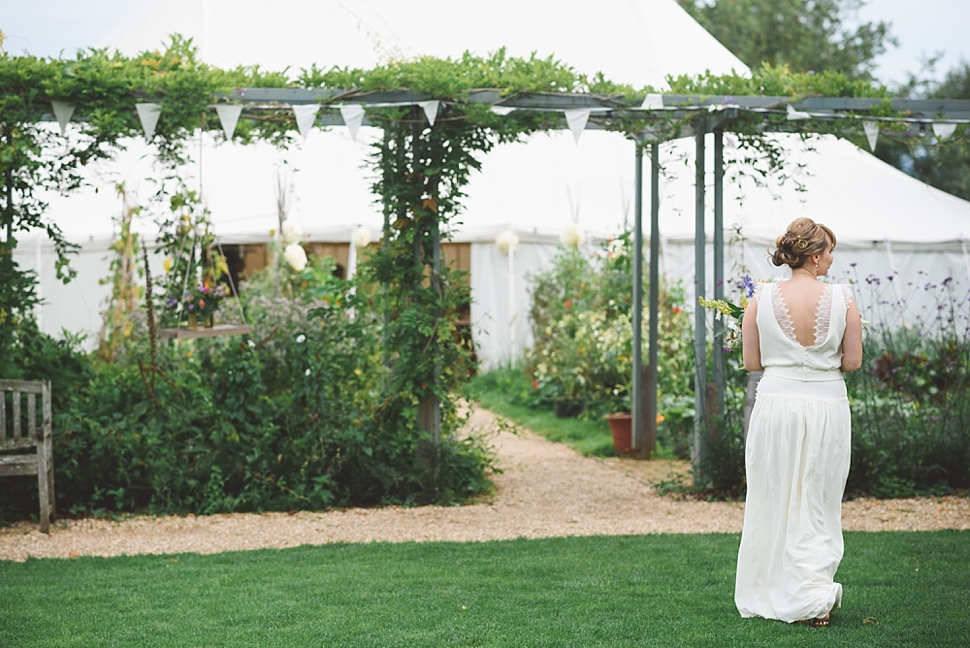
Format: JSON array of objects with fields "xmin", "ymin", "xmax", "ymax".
[
  {"xmin": 786, "ymin": 104, "xmax": 810, "ymax": 120},
  {"xmin": 564, "ymin": 109, "xmax": 591, "ymax": 143},
  {"xmin": 50, "ymin": 101, "xmax": 75, "ymax": 136},
  {"xmin": 932, "ymin": 122, "xmax": 958, "ymax": 140},
  {"xmin": 641, "ymin": 93, "xmax": 664, "ymax": 110},
  {"xmin": 339, "ymin": 104, "xmax": 366, "ymax": 140},
  {"xmin": 863, "ymin": 120, "xmax": 880, "ymax": 151},
  {"xmin": 491, "ymin": 106, "xmax": 515, "ymax": 116},
  {"xmin": 293, "ymin": 104, "xmax": 320, "ymax": 141},
  {"xmin": 135, "ymin": 103, "xmax": 162, "ymax": 140},
  {"xmin": 213, "ymin": 104, "xmax": 243, "ymax": 140},
  {"xmin": 418, "ymin": 100, "xmax": 440, "ymax": 126}
]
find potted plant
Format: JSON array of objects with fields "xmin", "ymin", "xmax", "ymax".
[{"xmin": 604, "ymin": 388, "xmax": 637, "ymax": 457}]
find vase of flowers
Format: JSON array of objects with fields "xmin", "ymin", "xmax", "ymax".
[{"xmin": 169, "ymin": 282, "xmax": 228, "ymax": 328}]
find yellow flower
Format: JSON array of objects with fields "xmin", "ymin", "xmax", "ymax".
[
  {"xmin": 697, "ymin": 296, "xmax": 734, "ymax": 317},
  {"xmin": 163, "ymin": 257, "xmax": 173, "ymax": 273}
]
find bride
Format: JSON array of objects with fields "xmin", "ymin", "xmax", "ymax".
[{"xmin": 735, "ymin": 217, "xmax": 863, "ymax": 627}]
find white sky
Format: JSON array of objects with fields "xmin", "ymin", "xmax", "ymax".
[{"xmin": 1, "ymin": 0, "xmax": 968, "ymax": 88}]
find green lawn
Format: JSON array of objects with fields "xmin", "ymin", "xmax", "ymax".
[
  {"xmin": 465, "ymin": 368, "xmax": 679, "ymax": 459},
  {"xmin": 2, "ymin": 532, "xmax": 967, "ymax": 647},
  {"xmin": 465, "ymin": 368, "xmax": 618, "ymax": 457}
]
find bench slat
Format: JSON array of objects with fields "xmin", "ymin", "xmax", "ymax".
[
  {"xmin": 0, "ymin": 454, "xmax": 39, "ymax": 477},
  {"xmin": 0, "ymin": 380, "xmax": 45, "ymax": 394},
  {"xmin": 12, "ymin": 392, "xmax": 20, "ymax": 439},
  {"xmin": 0, "ymin": 437, "xmax": 36, "ymax": 451}
]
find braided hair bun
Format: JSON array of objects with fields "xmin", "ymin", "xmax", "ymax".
[{"xmin": 770, "ymin": 217, "xmax": 835, "ymax": 270}]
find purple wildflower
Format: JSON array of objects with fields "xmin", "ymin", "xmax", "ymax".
[{"xmin": 739, "ymin": 275, "xmax": 757, "ymax": 298}]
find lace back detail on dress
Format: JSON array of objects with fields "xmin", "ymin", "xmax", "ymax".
[
  {"xmin": 812, "ymin": 285, "xmax": 835, "ymax": 347},
  {"xmin": 770, "ymin": 284, "xmax": 798, "ymax": 344}
]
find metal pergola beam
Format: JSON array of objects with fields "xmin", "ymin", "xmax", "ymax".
[{"xmin": 213, "ymin": 89, "xmax": 970, "ymax": 120}]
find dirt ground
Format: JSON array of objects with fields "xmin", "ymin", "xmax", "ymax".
[{"xmin": 2, "ymin": 406, "xmax": 967, "ymax": 562}]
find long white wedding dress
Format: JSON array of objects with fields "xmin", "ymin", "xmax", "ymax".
[{"xmin": 735, "ymin": 282, "xmax": 853, "ymax": 623}]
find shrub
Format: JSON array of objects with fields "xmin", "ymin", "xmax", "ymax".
[
  {"xmin": 1, "ymin": 254, "xmax": 495, "ymax": 523},
  {"xmin": 525, "ymin": 235, "xmax": 692, "ymax": 416}
]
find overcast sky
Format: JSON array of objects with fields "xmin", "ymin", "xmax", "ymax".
[{"xmin": 2, "ymin": 0, "xmax": 968, "ymax": 88}]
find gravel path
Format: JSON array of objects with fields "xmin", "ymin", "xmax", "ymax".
[{"xmin": 2, "ymin": 407, "xmax": 967, "ymax": 562}]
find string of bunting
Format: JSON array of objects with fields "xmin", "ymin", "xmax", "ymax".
[{"xmin": 45, "ymin": 96, "xmax": 969, "ymax": 149}]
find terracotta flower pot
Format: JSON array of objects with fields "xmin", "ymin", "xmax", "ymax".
[
  {"xmin": 604, "ymin": 412, "xmax": 637, "ymax": 457},
  {"xmin": 554, "ymin": 399, "xmax": 585, "ymax": 419}
]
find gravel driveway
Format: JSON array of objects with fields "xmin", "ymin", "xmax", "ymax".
[{"xmin": 2, "ymin": 406, "xmax": 967, "ymax": 562}]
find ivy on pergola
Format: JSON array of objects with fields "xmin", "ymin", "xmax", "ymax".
[{"xmin": 4, "ymin": 41, "xmax": 970, "ymax": 480}]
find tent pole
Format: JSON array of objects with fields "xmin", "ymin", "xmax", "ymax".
[
  {"xmin": 632, "ymin": 138, "xmax": 644, "ymax": 452},
  {"xmin": 693, "ymin": 117, "xmax": 708, "ymax": 482},
  {"xmin": 713, "ymin": 129, "xmax": 725, "ymax": 427},
  {"xmin": 644, "ymin": 141, "xmax": 660, "ymax": 460}
]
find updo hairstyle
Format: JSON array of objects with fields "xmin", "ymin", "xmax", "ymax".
[{"xmin": 770, "ymin": 217, "xmax": 835, "ymax": 269}]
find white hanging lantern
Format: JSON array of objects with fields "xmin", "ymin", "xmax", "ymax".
[
  {"xmin": 284, "ymin": 243, "xmax": 308, "ymax": 272},
  {"xmin": 496, "ymin": 229, "xmax": 520, "ymax": 255},
  {"xmin": 282, "ymin": 223, "xmax": 304, "ymax": 245},
  {"xmin": 561, "ymin": 224, "xmax": 584, "ymax": 248},
  {"xmin": 352, "ymin": 226, "xmax": 373, "ymax": 249}
]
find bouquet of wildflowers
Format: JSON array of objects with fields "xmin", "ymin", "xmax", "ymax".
[
  {"xmin": 698, "ymin": 275, "xmax": 761, "ymax": 350},
  {"xmin": 167, "ymin": 282, "xmax": 229, "ymax": 321}
]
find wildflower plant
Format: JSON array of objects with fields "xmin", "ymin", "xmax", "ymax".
[{"xmin": 842, "ymin": 265, "xmax": 970, "ymax": 496}]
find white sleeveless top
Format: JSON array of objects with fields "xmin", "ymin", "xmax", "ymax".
[{"xmin": 754, "ymin": 282, "xmax": 852, "ymax": 379}]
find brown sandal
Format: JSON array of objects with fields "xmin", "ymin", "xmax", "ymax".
[{"xmin": 796, "ymin": 614, "xmax": 831, "ymax": 628}]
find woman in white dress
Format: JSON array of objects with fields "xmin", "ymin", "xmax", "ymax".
[{"xmin": 735, "ymin": 217, "xmax": 863, "ymax": 627}]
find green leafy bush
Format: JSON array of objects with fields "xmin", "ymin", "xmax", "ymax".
[
  {"xmin": 1, "ymin": 258, "xmax": 496, "ymax": 523},
  {"xmin": 525, "ymin": 234, "xmax": 693, "ymax": 417}
]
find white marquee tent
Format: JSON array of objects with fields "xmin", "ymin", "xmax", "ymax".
[{"xmin": 15, "ymin": 0, "xmax": 970, "ymax": 367}]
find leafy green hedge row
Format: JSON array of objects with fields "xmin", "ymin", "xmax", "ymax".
[{"xmin": 1, "ymin": 290, "xmax": 494, "ymax": 524}]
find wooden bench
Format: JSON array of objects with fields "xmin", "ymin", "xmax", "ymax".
[{"xmin": 0, "ymin": 380, "xmax": 55, "ymax": 533}]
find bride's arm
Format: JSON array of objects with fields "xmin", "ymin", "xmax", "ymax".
[
  {"xmin": 742, "ymin": 297, "xmax": 763, "ymax": 372},
  {"xmin": 841, "ymin": 297, "xmax": 863, "ymax": 372}
]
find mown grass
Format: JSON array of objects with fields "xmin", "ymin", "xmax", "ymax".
[
  {"xmin": 465, "ymin": 367, "xmax": 679, "ymax": 459},
  {"xmin": 465, "ymin": 367, "xmax": 618, "ymax": 457},
  {"xmin": 2, "ymin": 531, "xmax": 967, "ymax": 647}
]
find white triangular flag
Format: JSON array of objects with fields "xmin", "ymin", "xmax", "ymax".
[
  {"xmin": 932, "ymin": 122, "xmax": 958, "ymax": 140},
  {"xmin": 135, "ymin": 103, "xmax": 162, "ymax": 140},
  {"xmin": 293, "ymin": 104, "xmax": 320, "ymax": 141},
  {"xmin": 863, "ymin": 120, "xmax": 880, "ymax": 151},
  {"xmin": 641, "ymin": 93, "xmax": 664, "ymax": 110},
  {"xmin": 213, "ymin": 104, "xmax": 243, "ymax": 140},
  {"xmin": 339, "ymin": 104, "xmax": 366, "ymax": 141},
  {"xmin": 418, "ymin": 100, "xmax": 440, "ymax": 126},
  {"xmin": 491, "ymin": 106, "xmax": 515, "ymax": 116},
  {"xmin": 51, "ymin": 101, "xmax": 75, "ymax": 136},
  {"xmin": 564, "ymin": 109, "xmax": 591, "ymax": 144},
  {"xmin": 786, "ymin": 104, "xmax": 810, "ymax": 120}
]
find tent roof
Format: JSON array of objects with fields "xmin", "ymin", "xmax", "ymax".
[
  {"xmin": 101, "ymin": 0, "xmax": 747, "ymax": 88},
  {"xmin": 37, "ymin": 0, "xmax": 970, "ymax": 251}
]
